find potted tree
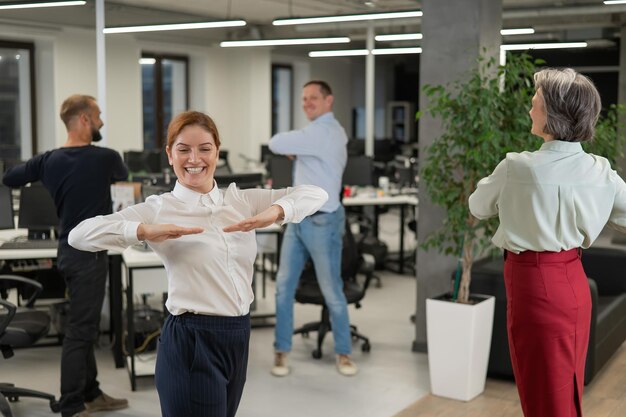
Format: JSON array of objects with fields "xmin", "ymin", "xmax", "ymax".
[{"xmin": 418, "ymin": 52, "xmax": 540, "ymax": 401}]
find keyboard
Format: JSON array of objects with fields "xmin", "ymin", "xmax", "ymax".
[{"xmin": 0, "ymin": 239, "xmax": 59, "ymax": 250}]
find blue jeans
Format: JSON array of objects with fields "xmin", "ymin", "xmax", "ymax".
[{"xmin": 274, "ymin": 205, "xmax": 352, "ymax": 355}]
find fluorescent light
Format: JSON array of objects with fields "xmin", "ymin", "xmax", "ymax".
[
  {"xmin": 372, "ymin": 47, "xmax": 421, "ymax": 55},
  {"xmin": 309, "ymin": 47, "xmax": 421, "ymax": 57},
  {"xmin": 501, "ymin": 42, "xmax": 587, "ymax": 51},
  {"xmin": 0, "ymin": 1, "xmax": 85, "ymax": 9},
  {"xmin": 501, "ymin": 28, "xmax": 535, "ymax": 36},
  {"xmin": 274, "ymin": 10, "xmax": 422, "ymax": 26},
  {"xmin": 139, "ymin": 58, "xmax": 156, "ymax": 65},
  {"xmin": 104, "ymin": 20, "xmax": 246, "ymax": 34},
  {"xmin": 375, "ymin": 33, "xmax": 422, "ymax": 41},
  {"xmin": 309, "ymin": 49, "xmax": 369, "ymax": 57},
  {"xmin": 220, "ymin": 37, "xmax": 350, "ymax": 47},
  {"xmin": 604, "ymin": 1, "xmax": 626, "ymax": 4}
]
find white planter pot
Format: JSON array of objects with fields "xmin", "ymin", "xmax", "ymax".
[{"xmin": 426, "ymin": 294, "xmax": 495, "ymax": 401}]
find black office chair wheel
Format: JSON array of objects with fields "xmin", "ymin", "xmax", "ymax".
[
  {"xmin": 361, "ymin": 342, "xmax": 371, "ymax": 353},
  {"xmin": 311, "ymin": 349, "xmax": 322, "ymax": 359},
  {"xmin": 50, "ymin": 400, "xmax": 61, "ymax": 413},
  {"xmin": 7, "ymin": 395, "xmax": 19, "ymax": 402}
]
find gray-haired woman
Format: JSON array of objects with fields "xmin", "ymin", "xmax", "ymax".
[{"xmin": 469, "ymin": 68, "xmax": 626, "ymax": 417}]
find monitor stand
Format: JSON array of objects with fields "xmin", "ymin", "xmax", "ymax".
[{"xmin": 28, "ymin": 228, "xmax": 54, "ymax": 240}]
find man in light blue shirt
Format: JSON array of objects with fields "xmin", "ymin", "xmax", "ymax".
[{"xmin": 269, "ymin": 80, "xmax": 357, "ymax": 376}]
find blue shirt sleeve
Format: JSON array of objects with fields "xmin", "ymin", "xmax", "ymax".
[{"xmin": 269, "ymin": 123, "xmax": 326, "ymax": 157}]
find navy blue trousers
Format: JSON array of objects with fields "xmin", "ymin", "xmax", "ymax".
[{"xmin": 155, "ymin": 313, "xmax": 250, "ymax": 417}]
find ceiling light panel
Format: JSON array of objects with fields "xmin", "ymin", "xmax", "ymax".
[
  {"xmin": 104, "ymin": 20, "xmax": 246, "ymax": 34},
  {"xmin": 0, "ymin": 1, "xmax": 85, "ymax": 10},
  {"xmin": 220, "ymin": 37, "xmax": 350, "ymax": 47},
  {"xmin": 274, "ymin": 10, "xmax": 422, "ymax": 26}
]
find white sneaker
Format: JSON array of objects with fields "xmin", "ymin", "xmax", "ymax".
[
  {"xmin": 336, "ymin": 354, "xmax": 358, "ymax": 376},
  {"xmin": 271, "ymin": 352, "xmax": 290, "ymax": 377}
]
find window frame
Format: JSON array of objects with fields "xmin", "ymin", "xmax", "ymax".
[
  {"xmin": 141, "ymin": 52, "xmax": 189, "ymax": 150},
  {"xmin": 0, "ymin": 39, "xmax": 37, "ymax": 157}
]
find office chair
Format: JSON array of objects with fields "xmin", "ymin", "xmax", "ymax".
[
  {"xmin": 293, "ymin": 222, "xmax": 374, "ymax": 359},
  {"xmin": 215, "ymin": 150, "xmax": 233, "ymax": 176},
  {"xmin": 0, "ymin": 275, "xmax": 60, "ymax": 417}
]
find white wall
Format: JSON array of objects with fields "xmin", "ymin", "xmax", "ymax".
[
  {"xmin": 272, "ymin": 52, "xmax": 355, "ymax": 134},
  {"xmin": 272, "ymin": 53, "xmax": 311, "ymax": 130},
  {"xmin": 310, "ymin": 58, "xmax": 353, "ymax": 135},
  {"xmin": 351, "ymin": 57, "xmax": 393, "ymax": 140},
  {"xmin": 201, "ymin": 48, "xmax": 272, "ymax": 172},
  {"xmin": 34, "ymin": 39, "xmax": 56, "ymax": 153},
  {"xmin": 106, "ymin": 36, "xmax": 142, "ymax": 152},
  {"xmin": 1, "ymin": 26, "xmax": 272, "ymax": 173}
]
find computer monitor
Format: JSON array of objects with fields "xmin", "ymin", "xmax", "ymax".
[
  {"xmin": 141, "ymin": 184, "xmax": 172, "ymax": 202},
  {"xmin": 215, "ymin": 172, "xmax": 264, "ymax": 190},
  {"xmin": 347, "ymin": 139, "xmax": 365, "ymax": 156},
  {"xmin": 124, "ymin": 150, "xmax": 162, "ymax": 173},
  {"xmin": 132, "ymin": 172, "xmax": 176, "ymax": 187},
  {"xmin": 342, "ymin": 155, "xmax": 374, "ymax": 187},
  {"xmin": 0, "ymin": 185, "xmax": 15, "ymax": 230},
  {"xmin": 260, "ymin": 144, "xmax": 275, "ymax": 164},
  {"xmin": 18, "ymin": 183, "xmax": 59, "ymax": 240},
  {"xmin": 267, "ymin": 155, "xmax": 293, "ymax": 188}
]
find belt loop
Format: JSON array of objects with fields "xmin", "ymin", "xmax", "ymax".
[
  {"xmin": 578, "ymin": 247, "xmax": 582, "ymax": 259},
  {"xmin": 535, "ymin": 252, "xmax": 540, "ymax": 264}
]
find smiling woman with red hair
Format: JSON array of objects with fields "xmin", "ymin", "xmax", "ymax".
[{"xmin": 68, "ymin": 110, "xmax": 328, "ymax": 417}]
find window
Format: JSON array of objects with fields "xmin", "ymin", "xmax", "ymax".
[
  {"xmin": 0, "ymin": 40, "xmax": 35, "ymax": 165},
  {"xmin": 271, "ymin": 64, "xmax": 293, "ymax": 135},
  {"xmin": 141, "ymin": 54, "xmax": 188, "ymax": 150}
]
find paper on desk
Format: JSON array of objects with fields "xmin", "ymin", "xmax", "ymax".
[{"xmin": 111, "ymin": 183, "xmax": 136, "ymax": 212}]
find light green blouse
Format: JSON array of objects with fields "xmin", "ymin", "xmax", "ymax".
[{"xmin": 469, "ymin": 140, "xmax": 626, "ymax": 253}]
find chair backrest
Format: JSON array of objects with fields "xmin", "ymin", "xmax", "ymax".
[
  {"xmin": 267, "ymin": 155, "xmax": 293, "ymax": 188},
  {"xmin": 296, "ymin": 221, "xmax": 365, "ymax": 305},
  {"xmin": 342, "ymin": 155, "xmax": 374, "ymax": 187}
]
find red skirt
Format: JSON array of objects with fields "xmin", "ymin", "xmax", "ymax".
[{"xmin": 504, "ymin": 248, "xmax": 591, "ymax": 417}]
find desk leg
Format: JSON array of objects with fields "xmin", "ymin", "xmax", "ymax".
[
  {"xmin": 108, "ymin": 254, "xmax": 124, "ymax": 368},
  {"xmin": 399, "ymin": 205, "xmax": 405, "ymax": 274},
  {"xmin": 126, "ymin": 267, "xmax": 137, "ymax": 391}
]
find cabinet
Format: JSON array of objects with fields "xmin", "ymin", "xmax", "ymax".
[{"xmin": 386, "ymin": 101, "xmax": 415, "ymax": 143}]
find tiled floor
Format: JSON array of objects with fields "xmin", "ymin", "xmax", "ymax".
[{"xmin": 1, "ymin": 270, "xmax": 427, "ymax": 417}]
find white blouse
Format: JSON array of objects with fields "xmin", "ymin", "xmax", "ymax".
[
  {"xmin": 69, "ymin": 181, "xmax": 328, "ymax": 316},
  {"xmin": 469, "ymin": 140, "xmax": 626, "ymax": 253}
]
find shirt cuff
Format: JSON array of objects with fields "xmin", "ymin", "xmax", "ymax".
[
  {"xmin": 125, "ymin": 221, "xmax": 142, "ymax": 243},
  {"xmin": 276, "ymin": 201, "xmax": 294, "ymax": 225}
]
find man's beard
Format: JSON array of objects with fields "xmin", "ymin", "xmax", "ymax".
[{"xmin": 91, "ymin": 128, "xmax": 102, "ymax": 142}]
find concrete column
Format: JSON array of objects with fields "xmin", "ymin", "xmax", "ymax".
[
  {"xmin": 414, "ymin": 0, "xmax": 502, "ymax": 352},
  {"xmin": 618, "ymin": 23, "xmax": 626, "ymax": 174}
]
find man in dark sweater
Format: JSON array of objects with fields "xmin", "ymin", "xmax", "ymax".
[{"xmin": 3, "ymin": 95, "xmax": 129, "ymax": 417}]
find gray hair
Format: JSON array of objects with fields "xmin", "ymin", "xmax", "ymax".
[{"xmin": 533, "ymin": 68, "xmax": 601, "ymax": 142}]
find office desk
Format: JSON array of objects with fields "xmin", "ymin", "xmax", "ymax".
[
  {"xmin": 121, "ymin": 224, "xmax": 282, "ymax": 390},
  {"xmin": 343, "ymin": 194, "xmax": 418, "ymax": 274},
  {"xmin": 0, "ymin": 229, "xmax": 127, "ymax": 367}
]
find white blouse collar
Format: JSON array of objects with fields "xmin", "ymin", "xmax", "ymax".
[{"xmin": 172, "ymin": 180, "xmax": 223, "ymax": 206}]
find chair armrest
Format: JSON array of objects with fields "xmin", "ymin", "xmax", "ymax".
[
  {"xmin": 0, "ymin": 298, "xmax": 17, "ymax": 336},
  {"xmin": 0, "ymin": 275, "xmax": 43, "ymax": 308}
]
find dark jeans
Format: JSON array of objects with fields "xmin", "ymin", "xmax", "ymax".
[{"xmin": 57, "ymin": 242, "xmax": 108, "ymax": 417}]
